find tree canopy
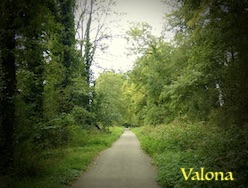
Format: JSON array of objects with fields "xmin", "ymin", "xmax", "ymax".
[{"xmin": 123, "ymin": 0, "xmax": 248, "ymax": 127}]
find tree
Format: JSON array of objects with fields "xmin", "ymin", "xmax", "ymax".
[
  {"xmin": 0, "ymin": 0, "xmax": 17, "ymax": 175},
  {"xmin": 16, "ymin": 0, "xmax": 53, "ymax": 120},
  {"xmin": 126, "ymin": 22, "xmax": 158, "ymax": 56},
  {"xmin": 57, "ymin": 0, "xmax": 77, "ymax": 87},
  {"xmin": 94, "ymin": 71, "xmax": 126, "ymax": 127},
  {"xmin": 74, "ymin": 0, "xmax": 117, "ymax": 125},
  {"xmin": 0, "ymin": 0, "xmax": 85, "ymax": 175},
  {"xmin": 167, "ymin": 0, "xmax": 248, "ymax": 125},
  {"xmin": 75, "ymin": 0, "xmax": 116, "ymax": 83},
  {"xmin": 125, "ymin": 23, "xmax": 181, "ymax": 125}
]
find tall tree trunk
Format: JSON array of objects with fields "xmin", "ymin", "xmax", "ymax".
[
  {"xmin": 0, "ymin": 1, "xmax": 16, "ymax": 175},
  {"xmin": 59, "ymin": 0, "xmax": 76, "ymax": 87},
  {"xmin": 83, "ymin": 0, "xmax": 94, "ymax": 84}
]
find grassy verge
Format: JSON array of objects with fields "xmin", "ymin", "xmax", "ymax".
[
  {"xmin": 132, "ymin": 122, "xmax": 247, "ymax": 188},
  {"xmin": 7, "ymin": 126, "xmax": 123, "ymax": 188}
]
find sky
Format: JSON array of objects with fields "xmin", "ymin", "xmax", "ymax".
[{"xmin": 91, "ymin": 0, "xmax": 171, "ymax": 79}]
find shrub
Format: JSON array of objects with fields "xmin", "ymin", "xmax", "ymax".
[{"xmin": 133, "ymin": 123, "xmax": 247, "ymax": 188}]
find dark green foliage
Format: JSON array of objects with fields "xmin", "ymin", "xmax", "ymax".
[
  {"xmin": 0, "ymin": 0, "xmax": 117, "ymax": 186},
  {"xmin": 0, "ymin": 0, "xmax": 17, "ymax": 175},
  {"xmin": 0, "ymin": 0, "xmax": 91, "ymax": 178},
  {"xmin": 17, "ymin": 7, "xmax": 46, "ymax": 119},
  {"xmin": 170, "ymin": 0, "xmax": 248, "ymax": 126}
]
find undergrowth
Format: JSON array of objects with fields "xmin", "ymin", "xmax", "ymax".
[
  {"xmin": 2, "ymin": 126, "xmax": 123, "ymax": 188},
  {"xmin": 133, "ymin": 122, "xmax": 248, "ymax": 188}
]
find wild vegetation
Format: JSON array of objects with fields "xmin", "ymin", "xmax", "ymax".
[
  {"xmin": 124, "ymin": 0, "xmax": 248, "ymax": 187},
  {"xmin": 133, "ymin": 123, "xmax": 247, "ymax": 187},
  {"xmin": 3, "ymin": 127, "xmax": 123, "ymax": 187},
  {"xmin": 1, "ymin": 0, "xmax": 248, "ymax": 187}
]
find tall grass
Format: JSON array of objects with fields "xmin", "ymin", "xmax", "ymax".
[
  {"xmin": 133, "ymin": 122, "xmax": 247, "ymax": 188},
  {"xmin": 3, "ymin": 126, "xmax": 123, "ymax": 188}
]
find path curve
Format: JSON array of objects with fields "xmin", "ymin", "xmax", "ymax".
[{"xmin": 70, "ymin": 128, "xmax": 161, "ymax": 188}]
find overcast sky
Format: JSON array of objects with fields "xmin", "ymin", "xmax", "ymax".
[{"xmin": 91, "ymin": 0, "xmax": 171, "ymax": 79}]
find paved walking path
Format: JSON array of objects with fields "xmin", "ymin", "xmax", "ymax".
[{"xmin": 70, "ymin": 128, "xmax": 161, "ymax": 188}]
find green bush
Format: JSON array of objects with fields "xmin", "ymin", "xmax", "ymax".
[
  {"xmin": 71, "ymin": 106, "xmax": 91, "ymax": 126},
  {"xmin": 37, "ymin": 113, "xmax": 75, "ymax": 148},
  {"xmin": 133, "ymin": 123, "xmax": 247, "ymax": 188},
  {"xmin": 11, "ymin": 126, "xmax": 124, "ymax": 188},
  {"xmin": 66, "ymin": 125, "xmax": 89, "ymax": 147}
]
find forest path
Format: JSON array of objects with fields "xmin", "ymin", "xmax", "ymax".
[{"xmin": 70, "ymin": 128, "xmax": 161, "ymax": 188}]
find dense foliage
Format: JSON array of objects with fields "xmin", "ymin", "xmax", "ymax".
[
  {"xmin": 123, "ymin": 0, "xmax": 248, "ymax": 187},
  {"xmin": 133, "ymin": 123, "xmax": 247, "ymax": 187},
  {"xmin": 125, "ymin": 0, "xmax": 248, "ymax": 126},
  {"xmin": 0, "ymin": 0, "xmax": 117, "ymax": 180},
  {"xmin": 2, "ymin": 127, "xmax": 123, "ymax": 187}
]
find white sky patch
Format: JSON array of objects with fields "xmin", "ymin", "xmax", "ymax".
[{"xmin": 91, "ymin": 0, "xmax": 171, "ymax": 79}]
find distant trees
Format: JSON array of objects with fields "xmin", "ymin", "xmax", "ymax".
[{"xmin": 94, "ymin": 71, "xmax": 126, "ymax": 128}]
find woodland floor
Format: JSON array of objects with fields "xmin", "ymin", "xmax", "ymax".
[{"xmin": 70, "ymin": 128, "xmax": 161, "ymax": 188}]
